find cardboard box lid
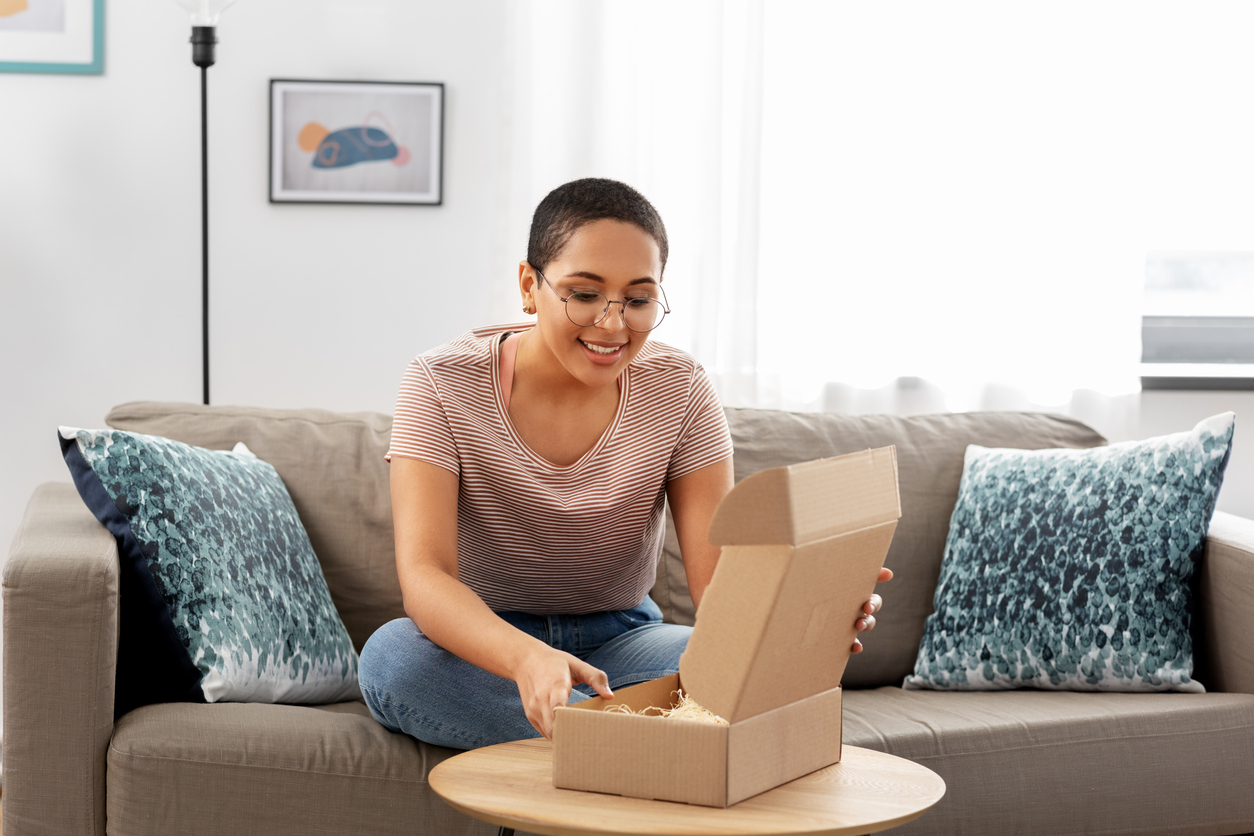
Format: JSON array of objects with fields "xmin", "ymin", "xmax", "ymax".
[
  {"xmin": 679, "ymin": 446, "xmax": 900, "ymax": 723},
  {"xmin": 707, "ymin": 446, "xmax": 901, "ymax": 546}
]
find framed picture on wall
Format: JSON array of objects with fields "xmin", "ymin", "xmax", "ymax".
[
  {"xmin": 269, "ymin": 79, "xmax": 444, "ymax": 206},
  {"xmin": 0, "ymin": 0, "xmax": 104, "ymax": 75}
]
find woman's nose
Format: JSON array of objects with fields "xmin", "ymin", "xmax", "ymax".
[{"xmin": 597, "ymin": 301, "xmax": 628, "ymax": 330}]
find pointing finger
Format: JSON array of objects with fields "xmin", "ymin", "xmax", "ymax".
[{"xmin": 574, "ymin": 661, "xmax": 614, "ymax": 700}]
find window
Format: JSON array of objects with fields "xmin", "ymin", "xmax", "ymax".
[{"xmin": 1142, "ymin": 255, "xmax": 1254, "ymax": 390}]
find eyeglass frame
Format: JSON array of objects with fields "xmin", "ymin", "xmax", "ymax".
[{"xmin": 533, "ymin": 268, "xmax": 671, "ymax": 333}]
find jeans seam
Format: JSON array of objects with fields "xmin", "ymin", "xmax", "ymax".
[
  {"xmin": 612, "ymin": 611, "xmax": 645, "ymax": 629},
  {"xmin": 364, "ymin": 683, "xmax": 488, "ymax": 747},
  {"xmin": 390, "ymin": 697, "xmax": 499, "ymax": 749},
  {"xmin": 359, "ymin": 684, "xmax": 398, "ymax": 729}
]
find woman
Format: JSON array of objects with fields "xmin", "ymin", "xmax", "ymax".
[{"xmin": 359, "ymin": 178, "xmax": 889, "ymax": 749}]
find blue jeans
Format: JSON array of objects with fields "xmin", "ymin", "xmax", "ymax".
[{"xmin": 358, "ymin": 596, "xmax": 690, "ymax": 749}]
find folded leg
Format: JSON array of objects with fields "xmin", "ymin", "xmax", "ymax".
[{"xmin": 359, "ymin": 617, "xmax": 541, "ymax": 749}]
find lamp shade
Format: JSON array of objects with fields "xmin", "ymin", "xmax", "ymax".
[{"xmin": 173, "ymin": 0, "xmax": 237, "ymax": 26}]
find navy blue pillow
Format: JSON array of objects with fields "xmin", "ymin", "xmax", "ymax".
[{"xmin": 61, "ymin": 431, "xmax": 203, "ymax": 717}]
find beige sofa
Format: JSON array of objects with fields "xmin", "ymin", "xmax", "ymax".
[{"xmin": 5, "ymin": 401, "xmax": 1253, "ymax": 836}]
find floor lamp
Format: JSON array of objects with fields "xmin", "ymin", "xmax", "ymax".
[{"xmin": 174, "ymin": 0, "xmax": 237, "ymax": 405}]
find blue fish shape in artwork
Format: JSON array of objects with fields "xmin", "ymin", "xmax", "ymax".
[{"xmin": 298, "ymin": 120, "xmax": 411, "ymax": 169}]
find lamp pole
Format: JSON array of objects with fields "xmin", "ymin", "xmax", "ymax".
[
  {"xmin": 191, "ymin": 26, "xmax": 216, "ymax": 406},
  {"xmin": 176, "ymin": 0, "xmax": 235, "ymax": 404}
]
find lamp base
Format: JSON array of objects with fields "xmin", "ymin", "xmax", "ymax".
[{"xmin": 191, "ymin": 26, "xmax": 217, "ymax": 68}]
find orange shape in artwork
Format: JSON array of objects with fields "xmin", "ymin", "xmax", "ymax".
[
  {"xmin": 0, "ymin": 0, "xmax": 30, "ymax": 17},
  {"xmin": 297, "ymin": 122, "xmax": 330, "ymax": 153}
]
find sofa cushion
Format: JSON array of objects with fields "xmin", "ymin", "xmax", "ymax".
[
  {"xmin": 843, "ymin": 687, "xmax": 1254, "ymax": 835},
  {"xmin": 106, "ymin": 402, "xmax": 400, "ymax": 653},
  {"xmin": 107, "ymin": 701, "xmax": 493, "ymax": 836},
  {"xmin": 60, "ymin": 427, "xmax": 360, "ymax": 712},
  {"xmin": 651, "ymin": 409, "xmax": 1107, "ymax": 688},
  {"xmin": 904, "ymin": 413, "xmax": 1233, "ymax": 693}
]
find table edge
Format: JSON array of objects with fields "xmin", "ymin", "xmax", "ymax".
[{"xmin": 430, "ymin": 742, "xmax": 946, "ymax": 836}]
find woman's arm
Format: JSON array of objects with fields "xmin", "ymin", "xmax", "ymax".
[
  {"xmin": 665, "ymin": 457, "xmax": 735, "ymax": 610},
  {"xmin": 666, "ymin": 456, "xmax": 892, "ymax": 650},
  {"xmin": 390, "ymin": 456, "xmax": 611, "ymax": 739}
]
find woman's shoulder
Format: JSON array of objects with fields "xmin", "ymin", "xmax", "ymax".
[
  {"xmin": 414, "ymin": 323, "xmax": 532, "ymax": 371},
  {"xmin": 630, "ymin": 339, "xmax": 708, "ymax": 385}
]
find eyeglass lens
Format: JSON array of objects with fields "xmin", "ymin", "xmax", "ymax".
[{"xmin": 566, "ymin": 292, "xmax": 665, "ymax": 332}]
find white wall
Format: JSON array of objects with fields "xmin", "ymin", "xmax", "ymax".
[{"xmin": 1, "ymin": 0, "xmax": 511, "ymax": 565}]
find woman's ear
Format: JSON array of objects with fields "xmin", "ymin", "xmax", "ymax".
[{"xmin": 518, "ymin": 261, "xmax": 539, "ymax": 315}]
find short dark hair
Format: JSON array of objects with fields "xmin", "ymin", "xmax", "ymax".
[{"xmin": 527, "ymin": 178, "xmax": 669, "ymax": 276}]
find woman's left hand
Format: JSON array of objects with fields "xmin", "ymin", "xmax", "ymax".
[{"xmin": 850, "ymin": 567, "xmax": 894, "ymax": 654}]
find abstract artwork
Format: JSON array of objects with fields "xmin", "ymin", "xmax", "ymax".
[
  {"xmin": 270, "ymin": 79, "xmax": 444, "ymax": 205},
  {"xmin": 0, "ymin": 0, "xmax": 102, "ymax": 74}
]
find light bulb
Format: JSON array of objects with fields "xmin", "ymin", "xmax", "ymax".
[{"xmin": 173, "ymin": 0, "xmax": 237, "ymax": 27}]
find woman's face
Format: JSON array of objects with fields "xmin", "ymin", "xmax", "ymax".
[{"xmin": 521, "ymin": 219, "xmax": 664, "ymax": 391}]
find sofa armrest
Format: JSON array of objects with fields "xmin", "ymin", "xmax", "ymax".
[
  {"xmin": 3, "ymin": 482, "xmax": 117, "ymax": 836},
  {"xmin": 1194, "ymin": 511, "xmax": 1254, "ymax": 695}
]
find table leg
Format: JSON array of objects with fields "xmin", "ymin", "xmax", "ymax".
[{"xmin": 497, "ymin": 828, "xmax": 514, "ymax": 836}]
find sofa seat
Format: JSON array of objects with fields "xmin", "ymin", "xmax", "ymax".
[
  {"xmin": 843, "ymin": 687, "xmax": 1254, "ymax": 835},
  {"xmin": 106, "ymin": 689, "xmax": 1254, "ymax": 836},
  {"xmin": 107, "ymin": 701, "xmax": 494, "ymax": 836}
]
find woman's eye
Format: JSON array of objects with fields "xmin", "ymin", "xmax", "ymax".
[
  {"xmin": 625, "ymin": 297, "xmax": 655, "ymax": 308},
  {"xmin": 569, "ymin": 292, "xmax": 603, "ymax": 303}
]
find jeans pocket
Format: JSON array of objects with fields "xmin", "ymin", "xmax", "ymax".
[{"xmin": 612, "ymin": 601, "xmax": 661, "ymax": 630}]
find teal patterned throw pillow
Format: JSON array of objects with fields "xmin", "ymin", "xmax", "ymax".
[
  {"xmin": 904, "ymin": 413, "xmax": 1233, "ymax": 693},
  {"xmin": 60, "ymin": 427, "xmax": 360, "ymax": 712}
]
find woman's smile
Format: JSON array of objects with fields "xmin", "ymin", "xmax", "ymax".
[{"xmin": 578, "ymin": 338, "xmax": 628, "ymax": 364}]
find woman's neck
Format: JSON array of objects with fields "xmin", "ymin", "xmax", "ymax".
[
  {"xmin": 507, "ymin": 328, "xmax": 621, "ymax": 466},
  {"xmin": 512, "ymin": 328, "xmax": 619, "ymax": 410}
]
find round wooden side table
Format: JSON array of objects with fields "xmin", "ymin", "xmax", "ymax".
[{"xmin": 430, "ymin": 738, "xmax": 945, "ymax": 836}]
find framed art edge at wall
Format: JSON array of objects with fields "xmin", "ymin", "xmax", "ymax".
[
  {"xmin": 0, "ymin": 0, "xmax": 105, "ymax": 75},
  {"xmin": 269, "ymin": 78, "xmax": 445, "ymax": 206}
]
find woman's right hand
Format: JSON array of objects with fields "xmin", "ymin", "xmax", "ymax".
[{"xmin": 515, "ymin": 644, "xmax": 613, "ymax": 740}]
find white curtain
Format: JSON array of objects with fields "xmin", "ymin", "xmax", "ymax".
[
  {"xmin": 491, "ymin": 1, "xmax": 1252, "ymax": 443},
  {"xmin": 493, "ymin": 0, "xmax": 767, "ymax": 409}
]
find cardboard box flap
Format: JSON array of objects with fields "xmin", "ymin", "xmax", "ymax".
[
  {"xmin": 708, "ymin": 447, "xmax": 901, "ymax": 546},
  {"xmin": 680, "ymin": 447, "xmax": 901, "ymax": 723}
]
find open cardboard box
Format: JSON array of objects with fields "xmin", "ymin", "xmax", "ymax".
[{"xmin": 552, "ymin": 446, "xmax": 901, "ymax": 807}]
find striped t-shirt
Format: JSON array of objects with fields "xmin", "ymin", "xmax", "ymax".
[{"xmin": 387, "ymin": 323, "xmax": 734, "ymax": 614}]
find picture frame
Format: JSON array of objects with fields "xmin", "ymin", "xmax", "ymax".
[
  {"xmin": 0, "ymin": 0, "xmax": 104, "ymax": 75},
  {"xmin": 269, "ymin": 79, "xmax": 444, "ymax": 206}
]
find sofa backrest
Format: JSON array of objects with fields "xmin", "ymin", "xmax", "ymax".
[
  {"xmin": 650, "ymin": 409, "xmax": 1107, "ymax": 688},
  {"xmin": 107, "ymin": 402, "xmax": 1106, "ymax": 687}
]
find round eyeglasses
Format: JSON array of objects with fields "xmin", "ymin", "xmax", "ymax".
[{"xmin": 536, "ymin": 269, "xmax": 670, "ymax": 333}]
